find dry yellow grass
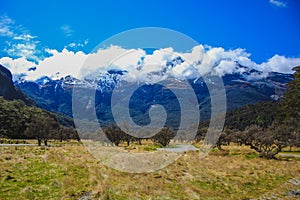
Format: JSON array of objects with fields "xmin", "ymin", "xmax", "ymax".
[{"xmin": 0, "ymin": 142, "xmax": 299, "ymax": 199}]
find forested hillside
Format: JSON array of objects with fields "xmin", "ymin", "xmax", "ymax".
[
  {"xmin": 0, "ymin": 97, "xmax": 78, "ymax": 145},
  {"xmin": 0, "ymin": 64, "xmax": 78, "ymax": 145}
]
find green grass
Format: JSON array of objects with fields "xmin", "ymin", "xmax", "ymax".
[
  {"xmin": 0, "ymin": 138, "xmax": 28, "ymax": 144},
  {"xmin": 0, "ymin": 145, "xmax": 92, "ymax": 199},
  {"xmin": 0, "ymin": 142, "xmax": 299, "ymax": 199},
  {"xmin": 244, "ymin": 152, "xmax": 260, "ymax": 159}
]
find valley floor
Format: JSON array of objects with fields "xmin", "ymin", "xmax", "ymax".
[{"xmin": 0, "ymin": 141, "xmax": 299, "ymax": 199}]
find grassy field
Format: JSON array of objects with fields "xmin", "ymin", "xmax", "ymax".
[{"xmin": 0, "ymin": 141, "xmax": 299, "ymax": 199}]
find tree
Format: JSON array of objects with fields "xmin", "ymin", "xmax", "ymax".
[
  {"xmin": 229, "ymin": 130, "xmax": 243, "ymax": 145},
  {"xmin": 216, "ymin": 128, "xmax": 234, "ymax": 150},
  {"xmin": 195, "ymin": 127, "xmax": 208, "ymax": 143},
  {"xmin": 241, "ymin": 124, "xmax": 289, "ymax": 159},
  {"xmin": 0, "ymin": 97, "xmax": 28, "ymax": 138},
  {"xmin": 24, "ymin": 113, "xmax": 43, "ymax": 146},
  {"xmin": 152, "ymin": 127, "xmax": 174, "ymax": 146},
  {"xmin": 103, "ymin": 123, "xmax": 124, "ymax": 146},
  {"xmin": 57, "ymin": 126, "xmax": 79, "ymax": 142},
  {"xmin": 25, "ymin": 108, "xmax": 59, "ymax": 146}
]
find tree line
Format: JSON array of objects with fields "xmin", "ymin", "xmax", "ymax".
[
  {"xmin": 101, "ymin": 124, "xmax": 174, "ymax": 147},
  {"xmin": 0, "ymin": 97, "xmax": 78, "ymax": 145}
]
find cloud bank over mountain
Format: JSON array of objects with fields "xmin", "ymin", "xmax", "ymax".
[{"xmin": 1, "ymin": 44, "xmax": 300, "ymax": 83}]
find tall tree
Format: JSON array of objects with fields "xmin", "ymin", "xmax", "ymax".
[
  {"xmin": 25, "ymin": 108, "xmax": 59, "ymax": 146},
  {"xmin": 0, "ymin": 97, "xmax": 28, "ymax": 138},
  {"xmin": 103, "ymin": 123, "xmax": 124, "ymax": 146}
]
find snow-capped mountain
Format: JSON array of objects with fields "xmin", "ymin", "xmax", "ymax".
[{"xmin": 14, "ymin": 56, "xmax": 294, "ymax": 124}]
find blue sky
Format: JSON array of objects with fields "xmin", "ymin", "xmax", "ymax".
[{"xmin": 0, "ymin": 0, "xmax": 300, "ymax": 80}]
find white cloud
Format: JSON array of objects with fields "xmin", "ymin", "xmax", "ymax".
[
  {"xmin": 0, "ymin": 15, "xmax": 14, "ymax": 37},
  {"xmin": 259, "ymin": 55, "xmax": 300, "ymax": 74},
  {"xmin": 182, "ymin": 46, "xmax": 257, "ymax": 77},
  {"xmin": 67, "ymin": 43, "xmax": 77, "ymax": 48},
  {"xmin": 214, "ymin": 60, "xmax": 238, "ymax": 76},
  {"xmin": 0, "ymin": 49, "xmax": 87, "ymax": 81},
  {"xmin": 269, "ymin": 0, "xmax": 287, "ymax": 8},
  {"xmin": 0, "ymin": 57, "xmax": 36, "ymax": 81},
  {"xmin": 142, "ymin": 47, "xmax": 175, "ymax": 66},
  {"xmin": 0, "ymin": 15, "xmax": 42, "ymax": 62},
  {"xmin": 60, "ymin": 25, "xmax": 74, "ymax": 37},
  {"xmin": 5, "ymin": 42, "xmax": 40, "ymax": 61},
  {"xmin": 122, "ymin": 48, "xmax": 173, "ymax": 83},
  {"xmin": 1, "ymin": 15, "xmax": 88, "ymax": 63},
  {"xmin": 66, "ymin": 39, "xmax": 89, "ymax": 49},
  {"xmin": 0, "ymin": 56, "xmax": 35, "ymax": 72},
  {"xmin": 1, "ymin": 45, "xmax": 300, "ymax": 83},
  {"xmin": 82, "ymin": 45, "xmax": 146, "ymax": 79},
  {"xmin": 31, "ymin": 48, "xmax": 87, "ymax": 80},
  {"xmin": 0, "ymin": 45, "xmax": 145, "ymax": 81},
  {"xmin": 13, "ymin": 34, "xmax": 36, "ymax": 41}
]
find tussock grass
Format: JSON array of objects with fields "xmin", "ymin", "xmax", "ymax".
[{"xmin": 0, "ymin": 142, "xmax": 299, "ymax": 199}]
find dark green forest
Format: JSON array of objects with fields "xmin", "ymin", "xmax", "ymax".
[{"xmin": 0, "ymin": 97, "xmax": 78, "ymax": 145}]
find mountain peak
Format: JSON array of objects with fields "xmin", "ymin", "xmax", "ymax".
[{"xmin": 0, "ymin": 65, "xmax": 35, "ymax": 105}]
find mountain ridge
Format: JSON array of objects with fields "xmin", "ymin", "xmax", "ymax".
[{"xmin": 13, "ymin": 63, "xmax": 294, "ymax": 124}]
